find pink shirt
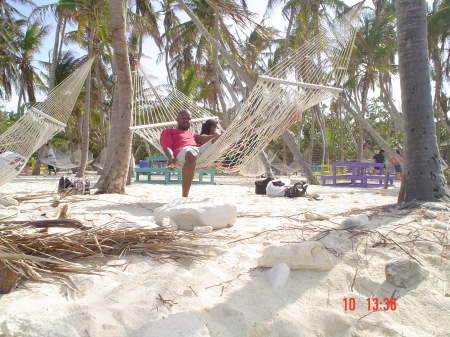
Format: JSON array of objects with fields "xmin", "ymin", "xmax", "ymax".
[{"xmin": 160, "ymin": 128, "xmax": 199, "ymax": 157}]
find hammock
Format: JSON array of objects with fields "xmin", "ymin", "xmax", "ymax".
[
  {"xmin": 0, "ymin": 58, "xmax": 95, "ymax": 186},
  {"xmin": 131, "ymin": 7, "xmax": 360, "ymax": 172},
  {"xmin": 131, "ymin": 71, "xmax": 220, "ymax": 154}
]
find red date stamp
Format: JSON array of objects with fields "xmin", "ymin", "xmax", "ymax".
[{"xmin": 343, "ymin": 297, "xmax": 397, "ymax": 311}]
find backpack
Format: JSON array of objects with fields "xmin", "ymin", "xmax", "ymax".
[
  {"xmin": 255, "ymin": 177, "xmax": 275, "ymax": 194},
  {"xmin": 58, "ymin": 176, "xmax": 90, "ymax": 195},
  {"xmin": 284, "ymin": 181, "xmax": 308, "ymax": 198}
]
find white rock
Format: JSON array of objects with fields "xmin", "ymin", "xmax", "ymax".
[
  {"xmin": 0, "ymin": 315, "xmax": 80, "ymax": 337},
  {"xmin": 305, "ymin": 212, "xmax": 330, "ymax": 221},
  {"xmin": 132, "ymin": 312, "xmax": 210, "ymax": 337},
  {"xmin": 154, "ymin": 197, "xmax": 237, "ymax": 231},
  {"xmin": 0, "ymin": 197, "xmax": 18, "ymax": 207},
  {"xmin": 341, "ymin": 214, "xmax": 369, "ymax": 229},
  {"xmin": 265, "ymin": 263, "xmax": 290, "ymax": 289},
  {"xmin": 423, "ymin": 210, "xmax": 438, "ymax": 219},
  {"xmin": 258, "ymin": 241, "xmax": 334, "ymax": 270},
  {"xmin": 193, "ymin": 226, "xmax": 213, "ymax": 234},
  {"xmin": 421, "ymin": 202, "xmax": 448, "ymax": 211},
  {"xmin": 433, "ymin": 222, "xmax": 449, "ymax": 230}
]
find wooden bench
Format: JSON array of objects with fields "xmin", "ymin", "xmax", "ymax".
[
  {"xmin": 321, "ymin": 174, "xmax": 394, "ymax": 188},
  {"xmin": 135, "ymin": 166, "xmax": 215, "ymax": 184}
]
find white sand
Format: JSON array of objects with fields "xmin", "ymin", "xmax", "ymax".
[{"xmin": 0, "ymin": 173, "xmax": 449, "ymax": 337}]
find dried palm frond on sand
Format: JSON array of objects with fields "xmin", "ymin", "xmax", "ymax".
[{"xmin": 0, "ymin": 220, "xmax": 208, "ymax": 293}]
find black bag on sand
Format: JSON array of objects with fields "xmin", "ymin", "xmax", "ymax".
[
  {"xmin": 255, "ymin": 177, "xmax": 275, "ymax": 194},
  {"xmin": 58, "ymin": 176, "xmax": 90, "ymax": 195},
  {"xmin": 284, "ymin": 181, "xmax": 308, "ymax": 198}
]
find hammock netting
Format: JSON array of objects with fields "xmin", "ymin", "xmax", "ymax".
[
  {"xmin": 131, "ymin": 7, "xmax": 360, "ymax": 173},
  {"xmin": 0, "ymin": 58, "xmax": 94, "ymax": 186}
]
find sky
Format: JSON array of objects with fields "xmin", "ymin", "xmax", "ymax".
[{"xmin": 4, "ymin": 0, "xmax": 376, "ymax": 111}]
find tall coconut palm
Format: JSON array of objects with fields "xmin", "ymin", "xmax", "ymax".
[
  {"xmin": 397, "ymin": 0, "xmax": 448, "ymax": 202},
  {"xmin": 345, "ymin": 4, "xmax": 396, "ymax": 161},
  {"xmin": 14, "ymin": 20, "xmax": 49, "ymax": 110},
  {"xmin": 96, "ymin": 0, "xmax": 133, "ymax": 193}
]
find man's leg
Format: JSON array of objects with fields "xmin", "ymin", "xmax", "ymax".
[{"xmin": 182, "ymin": 151, "xmax": 197, "ymax": 197}]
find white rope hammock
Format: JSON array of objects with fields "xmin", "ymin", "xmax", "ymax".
[
  {"xmin": 0, "ymin": 57, "xmax": 95, "ymax": 186},
  {"xmin": 131, "ymin": 7, "xmax": 360, "ymax": 172},
  {"xmin": 131, "ymin": 70, "xmax": 220, "ymax": 154}
]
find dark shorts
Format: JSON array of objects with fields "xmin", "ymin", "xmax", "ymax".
[
  {"xmin": 48, "ymin": 164, "xmax": 55, "ymax": 171},
  {"xmin": 394, "ymin": 165, "xmax": 402, "ymax": 173}
]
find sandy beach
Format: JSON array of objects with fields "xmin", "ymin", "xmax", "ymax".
[{"xmin": 0, "ymin": 173, "xmax": 449, "ymax": 337}]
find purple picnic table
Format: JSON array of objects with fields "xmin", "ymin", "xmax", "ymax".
[{"xmin": 321, "ymin": 162, "xmax": 394, "ymax": 188}]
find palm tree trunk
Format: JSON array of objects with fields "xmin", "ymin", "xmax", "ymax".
[
  {"xmin": 396, "ymin": 0, "xmax": 447, "ymax": 201},
  {"xmin": 339, "ymin": 96, "xmax": 401, "ymax": 164},
  {"xmin": 380, "ymin": 82, "xmax": 404, "ymax": 133},
  {"xmin": 282, "ymin": 132, "xmax": 319, "ymax": 184},
  {"xmin": 96, "ymin": 0, "xmax": 133, "ymax": 194},
  {"xmin": 76, "ymin": 21, "xmax": 95, "ymax": 178},
  {"xmin": 308, "ymin": 109, "xmax": 315, "ymax": 165},
  {"xmin": 49, "ymin": 15, "xmax": 63, "ymax": 90}
]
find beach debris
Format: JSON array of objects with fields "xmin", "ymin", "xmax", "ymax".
[
  {"xmin": 56, "ymin": 204, "xmax": 69, "ymax": 219},
  {"xmin": 265, "ymin": 262, "xmax": 290, "ymax": 289},
  {"xmin": 385, "ymin": 259, "xmax": 427, "ymax": 288},
  {"xmin": 52, "ymin": 195, "xmax": 60, "ymax": 207},
  {"xmin": 423, "ymin": 210, "xmax": 438, "ymax": 219},
  {"xmin": 304, "ymin": 212, "xmax": 330, "ymax": 221},
  {"xmin": 258, "ymin": 241, "xmax": 333, "ymax": 270},
  {"xmin": 341, "ymin": 214, "xmax": 369, "ymax": 229},
  {"xmin": 0, "ymin": 221, "xmax": 207, "ymax": 291},
  {"xmin": 132, "ymin": 312, "xmax": 210, "ymax": 337},
  {"xmin": 0, "ymin": 197, "xmax": 18, "ymax": 207},
  {"xmin": 0, "ymin": 261, "xmax": 21, "ymax": 294},
  {"xmin": 0, "ymin": 315, "xmax": 80, "ymax": 337},
  {"xmin": 154, "ymin": 197, "xmax": 237, "ymax": 231}
]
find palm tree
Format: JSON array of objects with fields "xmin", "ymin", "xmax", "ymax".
[
  {"xmin": 396, "ymin": 0, "xmax": 448, "ymax": 201},
  {"xmin": 96, "ymin": 0, "xmax": 133, "ymax": 193},
  {"xmin": 14, "ymin": 20, "xmax": 49, "ymax": 109},
  {"xmin": 345, "ymin": 4, "xmax": 397, "ymax": 161}
]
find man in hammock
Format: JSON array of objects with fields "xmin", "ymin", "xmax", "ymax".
[{"xmin": 160, "ymin": 110, "xmax": 220, "ymax": 197}]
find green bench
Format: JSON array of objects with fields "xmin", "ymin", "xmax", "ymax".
[{"xmin": 134, "ymin": 156, "xmax": 215, "ymax": 184}]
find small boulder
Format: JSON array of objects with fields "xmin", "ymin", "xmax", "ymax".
[
  {"xmin": 258, "ymin": 241, "xmax": 333, "ymax": 271},
  {"xmin": 421, "ymin": 202, "xmax": 448, "ymax": 211},
  {"xmin": 423, "ymin": 210, "xmax": 438, "ymax": 219},
  {"xmin": 341, "ymin": 214, "xmax": 369, "ymax": 229},
  {"xmin": 154, "ymin": 197, "xmax": 237, "ymax": 231},
  {"xmin": 0, "ymin": 197, "xmax": 18, "ymax": 207},
  {"xmin": 385, "ymin": 259, "xmax": 427, "ymax": 288},
  {"xmin": 433, "ymin": 222, "xmax": 449, "ymax": 230}
]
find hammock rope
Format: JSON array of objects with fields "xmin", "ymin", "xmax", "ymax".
[
  {"xmin": 0, "ymin": 57, "xmax": 95, "ymax": 186},
  {"xmin": 131, "ymin": 7, "xmax": 360, "ymax": 172}
]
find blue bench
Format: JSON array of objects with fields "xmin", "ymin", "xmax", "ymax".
[{"xmin": 134, "ymin": 156, "xmax": 215, "ymax": 184}]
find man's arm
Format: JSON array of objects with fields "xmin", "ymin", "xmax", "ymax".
[{"xmin": 160, "ymin": 129, "xmax": 177, "ymax": 170}]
